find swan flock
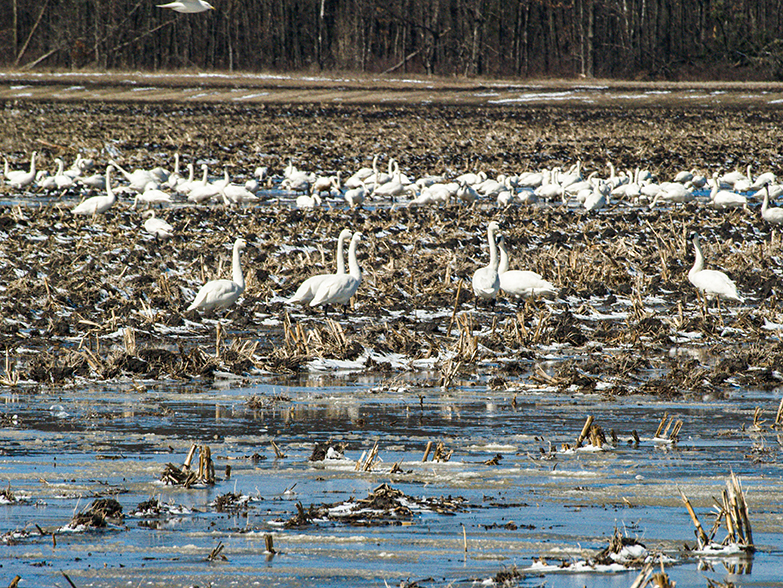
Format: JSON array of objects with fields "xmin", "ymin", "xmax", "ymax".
[{"xmin": 3, "ymin": 149, "xmax": 771, "ymax": 319}]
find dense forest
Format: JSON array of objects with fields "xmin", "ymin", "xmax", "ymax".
[{"xmin": 2, "ymin": 0, "xmax": 783, "ymax": 80}]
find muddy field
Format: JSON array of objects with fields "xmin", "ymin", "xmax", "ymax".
[
  {"xmin": 2, "ymin": 76, "xmax": 783, "ymax": 587},
  {"xmin": 1, "ymin": 80, "xmax": 783, "ymax": 392}
]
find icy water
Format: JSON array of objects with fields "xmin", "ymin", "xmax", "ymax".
[{"xmin": 2, "ymin": 372, "xmax": 782, "ymax": 587}]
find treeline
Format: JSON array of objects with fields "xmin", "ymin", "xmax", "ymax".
[{"xmin": 2, "ymin": 0, "xmax": 783, "ymax": 80}]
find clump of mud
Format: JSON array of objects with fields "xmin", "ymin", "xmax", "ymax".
[{"xmin": 280, "ymin": 483, "xmax": 467, "ymax": 528}]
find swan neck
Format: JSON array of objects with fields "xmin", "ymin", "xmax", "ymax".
[
  {"xmin": 348, "ymin": 238, "xmax": 361, "ymax": 279},
  {"xmin": 336, "ymin": 235, "xmax": 347, "ymax": 274},
  {"xmin": 106, "ymin": 167, "xmax": 115, "ymax": 200},
  {"xmin": 498, "ymin": 241, "xmax": 509, "ymax": 274},
  {"xmin": 233, "ymin": 243, "xmax": 245, "ymax": 290},
  {"xmin": 691, "ymin": 238, "xmax": 704, "ymax": 274},
  {"xmin": 488, "ymin": 225, "xmax": 499, "ymax": 270}
]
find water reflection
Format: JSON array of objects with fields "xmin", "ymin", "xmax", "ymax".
[{"xmin": 1, "ymin": 376, "xmax": 782, "ymax": 587}]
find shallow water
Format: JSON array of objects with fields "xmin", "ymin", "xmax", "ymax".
[{"xmin": 2, "ymin": 371, "xmax": 782, "ymax": 587}]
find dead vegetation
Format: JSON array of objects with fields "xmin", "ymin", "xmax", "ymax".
[
  {"xmin": 278, "ymin": 483, "xmax": 467, "ymax": 528},
  {"xmin": 3, "ymin": 98, "xmax": 783, "ymax": 397}
]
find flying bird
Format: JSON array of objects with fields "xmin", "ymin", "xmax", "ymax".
[{"xmin": 157, "ymin": 0, "xmax": 215, "ymax": 13}]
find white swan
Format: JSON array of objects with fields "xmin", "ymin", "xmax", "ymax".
[
  {"xmin": 133, "ymin": 182, "xmax": 172, "ymax": 209},
  {"xmin": 143, "ymin": 210, "xmax": 174, "ymax": 240},
  {"xmin": 296, "ymin": 193, "xmax": 322, "ymax": 209},
  {"xmin": 372, "ymin": 164, "xmax": 405, "ymax": 199},
  {"xmin": 157, "ymin": 0, "xmax": 214, "ymax": 12},
  {"xmin": 53, "ymin": 158, "xmax": 76, "ymax": 190},
  {"xmin": 709, "ymin": 175, "xmax": 747, "ymax": 209},
  {"xmin": 471, "ymin": 221, "xmax": 501, "ymax": 306},
  {"xmin": 688, "ymin": 233, "xmax": 742, "ymax": 303},
  {"xmin": 456, "ymin": 180, "xmax": 479, "ymax": 205},
  {"xmin": 4, "ymin": 151, "xmax": 37, "ymax": 188},
  {"xmin": 109, "ymin": 159, "xmax": 160, "ymax": 193},
  {"xmin": 77, "ymin": 170, "xmax": 107, "ymax": 191},
  {"xmin": 718, "ymin": 166, "xmax": 750, "ymax": 189},
  {"xmin": 309, "ymin": 232, "xmax": 363, "ymax": 314},
  {"xmin": 36, "ymin": 170, "xmax": 57, "ymax": 191},
  {"xmin": 72, "ymin": 165, "xmax": 117, "ymax": 216},
  {"xmin": 219, "ymin": 169, "xmax": 259, "ymax": 206},
  {"xmin": 761, "ymin": 185, "xmax": 783, "ymax": 225},
  {"xmin": 344, "ymin": 185, "xmax": 366, "ymax": 208},
  {"xmin": 175, "ymin": 162, "xmax": 197, "ymax": 195},
  {"xmin": 288, "ymin": 229, "xmax": 352, "ymax": 305},
  {"xmin": 187, "ymin": 238, "xmax": 247, "ymax": 313},
  {"xmin": 343, "ymin": 155, "xmax": 379, "ymax": 189},
  {"xmin": 497, "ymin": 235, "xmax": 557, "ymax": 299},
  {"xmin": 583, "ymin": 181, "xmax": 609, "ymax": 211},
  {"xmin": 187, "ymin": 164, "xmax": 220, "ymax": 203},
  {"xmin": 164, "ymin": 153, "xmax": 182, "ymax": 189}
]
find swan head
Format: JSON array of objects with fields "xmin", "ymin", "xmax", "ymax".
[
  {"xmin": 234, "ymin": 237, "xmax": 247, "ymax": 251},
  {"xmin": 143, "ymin": 210, "xmax": 156, "ymax": 219},
  {"xmin": 339, "ymin": 228, "xmax": 352, "ymax": 241},
  {"xmin": 487, "ymin": 220, "xmax": 500, "ymax": 233}
]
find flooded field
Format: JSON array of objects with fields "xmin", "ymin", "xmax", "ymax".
[{"xmin": 1, "ymin": 73, "xmax": 783, "ymax": 587}]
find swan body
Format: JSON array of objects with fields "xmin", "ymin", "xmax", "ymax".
[
  {"xmin": 673, "ymin": 169, "xmax": 696, "ymax": 184},
  {"xmin": 4, "ymin": 151, "xmax": 37, "ymax": 188},
  {"xmin": 456, "ymin": 180, "xmax": 479, "ymax": 205},
  {"xmin": 53, "ymin": 158, "xmax": 76, "ymax": 189},
  {"xmin": 187, "ymin": 164, "xmax": 220, "ymax": 203},
  {"xmin": 288, "ymin": 229, "xmax": 352, "ymax": 305},
  {"xmin": 77, "ymin": 172, "xmax": 107, "ymax": 191},
  {"xmin": 109, "ymin": 160, "xmax": 160, "ymax": 193},
  {"xmin": 142, "ymin": 210, "xmax": 174, "ymax": 239},
  {"xmin": 157, "ymin": 0, "xmax": 214, "ymax": 12},
  {"xmin": 309, "ymin": 232, "xmax": 363, "ymax": 312},
  {"xmin": 709, "ymin": 177, "xmax": 747, "ymax": 209},
  {"xmin": 649, "ymin": 182, "xmax": 694, "ymax": 207},
  {"xmin": 187, "ymin": 238, "xmax": 247, "ymax": 312},
  {"xmin": 751, "ymin": 171, "xmax": 777, "ymax": 191},
  {"xmin": 296, "ymin": 193, "xmax": 322, "ymax": 209},
  {"xmin": 133, "ymin": 183, "xmax": 172, "ymax": 208},
  {"xmin": 175, "ymin": 163, "xmax": 197, "ymax": 194},
  {"xmin": 282, "ymin": 175, "xmax": 312, "ymax": 193},
  {"xmin": 472, "ymin": 221, "xmax": 501, "ymax": 303},
  {"xmin": 583, "ymin": 183, "xmax": 608, "ymax": 211},
  {"xmin": 344, "ymin": 156, "xmax": 379, "ymax": 189},
  {"xmin": 688, "ymin": 233, "xmax": 742, "ymax": 302},
  {"xmin": 517, "ymin": 171, "xmax": 544, "ymax": 189},
  {"xmin": 718, "ymin": 166, "xmax": 750, "ymax": 189},
  {"xmin": 455, "ymin": 171, "xmax": 487, "ymax": 186},
  {"xmin": 311, "ymin": 173, "xmax": 341, "ymax": 196},
  {"xmin": 36, "ymin": 170, "xmax": 57, "ymax": 191},
  {"xmin": 218, "ymin": 169, "xmax": 259, "ymax": 206},
  {"xmin": 344, "ymin": 185, "xmax": 366, "ymax": 208},
  {"xmin": 761, "ymin": 186, "xmax": 783, "ymax": 225},
  {"xmin": 222, "ymin": 183, "xmax": 259, "ymax": 206},
  {"xmin": 72, "ymin": 165, "xmax": 117, "ymax": 215},
  {"xmin": 497, "ymin": 235, "xmax": 557, "ymax": 298}
]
